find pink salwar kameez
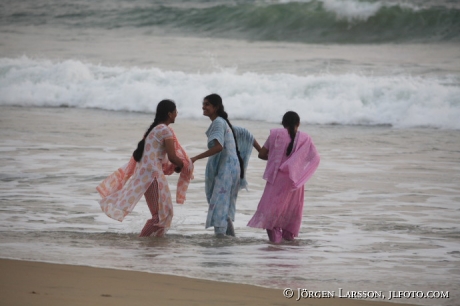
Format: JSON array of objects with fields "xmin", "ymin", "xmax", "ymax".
[{"xmin": 247, "ymin": 128, "xmax": 320, "ymax": 243}]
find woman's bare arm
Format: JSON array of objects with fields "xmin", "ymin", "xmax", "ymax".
[
  {"xmin": 191, "ymin": 140, "xmax": 223, "ymax": 163},
  {"xmin": 253, "ymin": 139, "xmax": 262, "ymax": 153}
]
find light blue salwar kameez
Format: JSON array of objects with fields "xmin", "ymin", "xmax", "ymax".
[{"xmin": 205, "ymin": 117, "xmax": 254, "ymax": 234}]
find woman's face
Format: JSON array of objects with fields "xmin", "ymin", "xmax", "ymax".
[
  {"xmin": 202, "ymin": 99, "xmax": 217, "ymax": 118},
  {"xmin": 168, "ymin": 108, "xmax": 178, "ymax": 123}
]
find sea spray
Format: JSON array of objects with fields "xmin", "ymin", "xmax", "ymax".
[{"xmin": 1, "ymin": 57, "xmax": 459, "ymax": 129}]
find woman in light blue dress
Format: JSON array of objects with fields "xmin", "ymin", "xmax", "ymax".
[{"xmin": 191, "ymin": 94, "xmax": 260, "ymax": 237}]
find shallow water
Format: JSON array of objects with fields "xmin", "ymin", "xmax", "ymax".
[{"xmin": 0, "ymin": 106, "xmax": 459, "ymax": 305}]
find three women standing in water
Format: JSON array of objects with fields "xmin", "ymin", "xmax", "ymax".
[{"xmin": 97, "ymin": 94, "xmax": 319, "ymax": 243}]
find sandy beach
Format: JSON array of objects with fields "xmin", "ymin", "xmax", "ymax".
[{"xmin": 1, "ymin": 259, "xmax": 418, "ymax": 306}]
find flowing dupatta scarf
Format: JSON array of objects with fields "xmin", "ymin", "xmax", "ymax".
[
  {"xmin": 263, "ymin": 128, "xmax": 320, "ymax": 188},
  {"xmin": 232, "ymin": 126, "xmax": 254, "ymax": 190},
  {"xmin": 96, "ymin": 130, "xmax": 193, "ymax": 221}
]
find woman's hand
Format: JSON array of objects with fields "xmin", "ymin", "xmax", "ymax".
[
  {"xmin": 258, "ymin": 147, "xmax": 269, "ymax": 160},
  {"xmin": 190, "ymin": 140, "xmax": 222, "ymax": 163}
]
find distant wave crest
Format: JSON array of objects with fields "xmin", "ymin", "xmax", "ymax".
[
  {"xmin": 1, "ymin": 0, "xmax": 460, "ymax": 43},
  {"xmin": 1, "ymin": 57, "xmax": 460, "ymax": 129}
]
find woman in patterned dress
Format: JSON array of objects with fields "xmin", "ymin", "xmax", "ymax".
[
  {"xmin": 191, "ymin": 94, "xmax": 260, "ymax": 237},
  {"xmin": 98, "ymin": 100, "xmax": 184, "ymax": 237},
  {"xmin": 133, "ymin": 100, "xmax": 184, "ymax": 237}
]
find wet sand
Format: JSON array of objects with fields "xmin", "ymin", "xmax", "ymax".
[{"xmin": 0, "ymin": 259, "xmax": 415, "ymax": 306}]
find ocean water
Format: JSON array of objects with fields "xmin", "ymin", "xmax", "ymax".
[
  {"xmin": 1, "ymin": 106, "xmax": 459, "ymax": 306},
  {"xmin": 1, "ymin": 0, "xmax": 460, "ymax": 305}
]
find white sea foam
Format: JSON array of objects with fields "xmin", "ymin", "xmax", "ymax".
[
  {"xmin": 1, "ymin": 57, "xmax": 459, "ymax": 129},
  {"xmin": 321, "ymin": 0, "xmax": 382, "ymax": 21},
  {"xmin": 278, "ymin": 0, "xmax": 417, "ymax": 21}
]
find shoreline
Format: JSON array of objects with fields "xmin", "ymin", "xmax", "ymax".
[{"xmin": 0, "ymin": 258, "xmax": 416, "ymax": 306}]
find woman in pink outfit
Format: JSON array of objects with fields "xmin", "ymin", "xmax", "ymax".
[{"xmin": 247, "ymin": 111, "xmax": 320, "ymax": 243}]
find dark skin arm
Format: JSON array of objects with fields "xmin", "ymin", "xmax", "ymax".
[
  {"xmin": 191, "ymin": 140, "xmax": 223, "ymax": 163},
  {"xmin": 192, "ymin": 137, "xmax": 260, "ymax": 162},
  {"xmin": 258, "ymin": 146, "xmax": 268, "ymax": 160},
  {"xmin": 253, "ymin": 139, "xmax": 262, "ymax": 153}
]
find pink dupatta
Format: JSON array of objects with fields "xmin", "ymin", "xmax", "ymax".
[{"xmin": 263, "ymin": 128, "xmax": 320, "ymax": 188}]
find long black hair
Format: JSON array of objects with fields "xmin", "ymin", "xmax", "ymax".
[
  {"xmin": 205, "ymin": 94, "xmax": 244, "ymax": 179},
  {"xmin": 282, "ymin": 111, "xmax": 300, "ymax": 156},
  {"xmin": 132, "ymin": 99, "xmax": 176, "ymax": 162}
]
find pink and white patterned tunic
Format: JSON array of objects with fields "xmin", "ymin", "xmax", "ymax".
[{"xmin": 97, "ymin": 124, "xmax": 193, "ymax": 230}]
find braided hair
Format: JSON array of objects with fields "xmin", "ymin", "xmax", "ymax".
[
  {"xmin": 204, "ymin": 94, "xmax": 244, "ymax": 179},
  {"xmin": 132, "ymin": 99, "xmax": 176, "ymax": 162},
  {"xmin": 282, "ymin": 111, "xmax": 300, "ymax": 156}
]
